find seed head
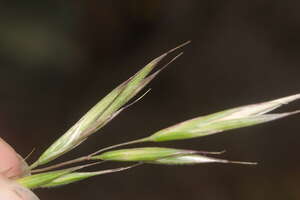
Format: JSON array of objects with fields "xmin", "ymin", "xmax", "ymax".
[
  {"xmin": 93, "ymin": 147, "xmax": 196, "ymax": 162},
  {"xmin": 146, "ymin": 94, "xmax": 300, "ymax": 142},
  {"xmin": 31, "ymin": 42, "xmax": 189, "ymax": 168}
]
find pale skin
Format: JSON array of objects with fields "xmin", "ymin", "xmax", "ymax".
[{"xmin": 0, "ymin": 138, "xmax": 39, "ymax": 200}]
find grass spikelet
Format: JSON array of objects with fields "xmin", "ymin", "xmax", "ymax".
[
  {"xmin": 30, "ymin": 42, "xmax": 190, "ymax": 169},
  {"xmin": 145, "ymin": 94, "xmax": 300, "ymax": 142}
]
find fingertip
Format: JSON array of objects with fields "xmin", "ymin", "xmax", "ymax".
[{"xmin": 0, "ymin": 138, "xmax": 29, "ymax": 179}]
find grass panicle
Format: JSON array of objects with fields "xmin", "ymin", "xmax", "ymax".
[{"xmin": 16, "ymin": 42, "xmax": 299, "ymax": 191}]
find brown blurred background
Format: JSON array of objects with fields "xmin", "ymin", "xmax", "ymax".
[{"xmin": 1, "ymin": 1, "xmax": 300, "ymax": 200}]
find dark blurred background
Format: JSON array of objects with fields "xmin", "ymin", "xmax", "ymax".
[{"xmin": 1, "ymin": 1, "xmax": 300, "ymax": 200}]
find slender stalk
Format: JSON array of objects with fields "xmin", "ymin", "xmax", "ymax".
[
  {"xmin": 30, "ymin": 157, "xmax": 93, "ymax": 173},
  {"xmin": 89, "ymin": 138, "xmax": 149, "ymax": 156},
  {"xmin": 31, "ymin": 138, "xmax": 149, "ymax": 173}
]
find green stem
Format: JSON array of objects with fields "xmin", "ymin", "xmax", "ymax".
[
  {"xmin": 30, "ymin": 137, "xmax": 150, "ymax": 173},
  {"xmin": 29, "ymin": 161, "xmax": 40, "ymax": 170},
  {"xmin": 89, "ymin": 137, "xmax": 150, "ymax": 157}
]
